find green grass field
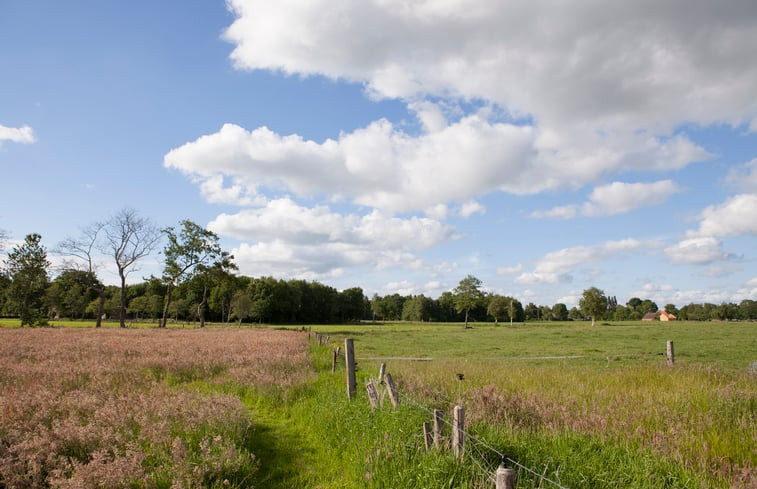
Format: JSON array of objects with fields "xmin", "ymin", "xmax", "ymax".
[{"xmin": 2, "ymin": 319, "xmax": 755, "ymax": 488}]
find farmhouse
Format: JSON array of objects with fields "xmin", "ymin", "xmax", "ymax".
[{"xmin": 642, "ymin": 310, "xmax": 677, "ymax": 321}]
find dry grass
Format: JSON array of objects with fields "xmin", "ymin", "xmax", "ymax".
[{"xmin": 0, "ymin": 327, "xmax": 310, "ymax": 488}]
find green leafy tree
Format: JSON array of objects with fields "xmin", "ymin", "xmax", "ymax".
[
  {"xmin": 487, "ymin": 295, "xmax": 509, "ymax": 325},
  {"xmin": 523, "ymin": 302, "xmax": 538, "ymax": 321},
  {"xmin": 160, "ymin": 220, "xmax": 233, "ymax": 328},
  {"xmin": 552, "ymin": 303, "xmax": 569, "ymax": 321},
  {"xmin": 46, "ymin": 269, "xmax": 101, "ymax": 319},
  {"xmin": 540, "ymin": 305, "xmax": 553, "ymax": 321},
  {"xmin": 339, "ymin": 287, "xmax": 366, "ymax": 322},
  {"xmin": 5, "ymin": 233, "xmax": 50, "ymax": 326},
  {"xmin": 579, "ymin": 287, "xmax": 608, "ymax": 326},
  {"xmin": 454, "ymin": 275, "xmax": 484, "ymax": 328},
  {"xmin": 230, "ymin": 290, "xmax": 252, "ymax": 325}
]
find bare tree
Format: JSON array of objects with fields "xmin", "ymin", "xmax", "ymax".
[
  {"xmin": 100, "ymin": 209, "xmax": 161, "ymax": 328},
  {"xmin": 57, "ymin": 222, "xmax": 107, "ymax": 327}
]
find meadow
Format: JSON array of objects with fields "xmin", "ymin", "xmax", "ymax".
[{"xmin": 0, "ymin": 320, "xmax": 754, "ymax": 488}]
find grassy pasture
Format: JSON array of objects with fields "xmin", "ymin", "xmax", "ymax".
[
  {"xmin": 1, "ymin": 320, "xmax": 754, "ymax": 488},
  {"xmin": 304, "ymin": 321, "xmax": 756, "ymax": 488}
]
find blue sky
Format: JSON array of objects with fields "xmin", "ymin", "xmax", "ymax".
[{"xmin": 1, "ymin": 0, "xmax": 756, "ymax": 308}]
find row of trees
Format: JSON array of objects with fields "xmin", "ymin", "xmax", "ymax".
[{"xmin": 2, "ymin": 216, "xmax": 756, "ymax": 326}]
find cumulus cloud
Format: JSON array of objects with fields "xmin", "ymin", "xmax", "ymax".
[
  {"xmin": 208, "ymin": 198, "xmax": 456, "ymax": 278},
  {"xmin": 664, "ymin": 237, "xmax": 733, "ymax": 265},
  {"xmin": 532, "ymin": 180, "xmax": 682, "ymax": 218},
  {"xmin": 224, "ymin": 0, "xmax": 757, "ymax": 133},
  {"xmin": 516, "ymin": 238, "xmax": 660, "ymax": 284},
  {"xmin": 496, "ymin": 264, "xmax": 523, "ymax": 275},
  {"xmin": 687, "ymin": 194, "xmax": 757, "ymax": 238},
  {"xmin": 0, "ymin": 124, "xmax": 35, "ymax": 144}
]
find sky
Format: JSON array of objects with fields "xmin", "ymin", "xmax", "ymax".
[{"xmin": 1, "ymin": 0, "xmax": 757, "ymax": 308}]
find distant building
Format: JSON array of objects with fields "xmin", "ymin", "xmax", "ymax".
[{"xmin": 642, "ymin": 310, "xmax": 677, "ymax": 321}]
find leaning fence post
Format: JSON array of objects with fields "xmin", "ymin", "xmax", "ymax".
[
  {"xmin": 384, "ymin": 372, "xmax": 399, "ymax": 407},
  {"xmin": 452, "ymin": 405, "xmax": 465, "ymax": 458},
  {"xmin": 433, "ymin": 409, "xmax": 444, "ymax": 448},
  {"xmin": 378, "ymin": 362, "xmax": 386, "ymax": 383},
  {"xmin": 345, "ymin": 338, "xmax": 356, "ymax": 400},
  {"xmin": 496, "ymin": 464, "xmax": 516, "ymax": 489},
  {"xmin": 331, "ymin": 348, "xmax": 337, "ymax": 373},
  {"xmin": 366, "ymin": 379, "xmax": 379, "ymax": 409},
  {"xmin": 423, "ymin": 421, "xmax": 433, "ymax": 450},
  {"xmin": 666, "ymin": 340, "xmax": 675, "ymax": 366}
]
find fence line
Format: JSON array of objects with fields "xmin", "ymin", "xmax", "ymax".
[{"xmin": 309, "ymin": 332, "xmax": 676, "ymax": 488}]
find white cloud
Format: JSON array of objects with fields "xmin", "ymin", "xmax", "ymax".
[
  {"xmin": 208, "ymin": 198, "xmax": 457, "ymax": 278},
  {"xmin": 0, "ymin": 124, "xmax": 35, "ymax": 144},
  {"xmin": 664, "ymin": 237, "xmax": 732, "ymax": 265},
  {"xmin": 516, "ymin": 238, "xmax": 660, "ymax": 284},
  {"xmin": 496, "ymin": 264, "xmax": 523, "ymax": 275},
  {"xmin": 532, "ymin": 180, "xmax": 682, "ymax": 219},
  {"xmin": 458, "ymin": 200, "xmax": 486, "ymax": 218},
  {"xmin": 725, "ymin": 158, "xmax": 757, "ymax": 192},
  {"xmin": 746, "ymin": 277, "xmax": 757, "ymax": 287},
  {"xmin": 687, "ymin": 194, "xmax": 757, "ymax": 238},
  {"xmin": 224, "ymin": 1, "xmax": 757, "ymax": 133}
]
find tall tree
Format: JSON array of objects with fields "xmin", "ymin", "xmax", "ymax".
[
  {"xmin": 487, "ymin": 294, "xmax": 508, "ymax": 325},
  {"xmin": 579, "ymin": 287, "xmax": 608, "ymax": 326},
  {"xmin": 160, "ymin": 220, "xmax": 232, "ymax": 328},
  {"xmin": 56, "ymin": 223, "xmax": 108, "ymax": 326},
  {"xmin": 101, "ymin": 208, "xmax": 161, "ymax": 328},
  {"xmin": 552, "ymin": 303, "xmax": 569, "ymax": 321},
  {"xmin": 5, "ymin": 233, "xmax": 50, "ymax": 326},
  {"xmin": 453, "ymin": 275, "xmax": 484, "ymax": 328}
]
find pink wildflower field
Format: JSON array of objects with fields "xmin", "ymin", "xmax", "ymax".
[{"xmin": 0, "ymin": 327, "xmax": 309, "ymax": 489}]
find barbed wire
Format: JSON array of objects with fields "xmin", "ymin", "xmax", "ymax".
[{"xmin": 394, "ymin": 389, "xmax": 571, "ymax": 489}]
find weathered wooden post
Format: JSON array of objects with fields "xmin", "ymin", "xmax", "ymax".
[
  {"xmin": 666, "ymin": 340, "xmax": 675, "ymax": 366},
  {"xmin": 496, "ymin": 465, "xmax": 516, "ymax": 489},
  {"xmin": 422, "ymin": 421, "xmax": 433, "ymax": 450},
  {"xmin": 366, "ymin": 379, "xmax": 379, "ymax": 409},
  {"xmin": 378, "ymin": 362, "xmax": 386, "ymax": 383},
  {"xmin": 452, "ymin": 405, "xmax": 465, "ymax": 458},
  {"xmin": 433, "ymin": 409, "xmax": 444, "ymax": 448},
  {"xmin": 384, "ymin": 372, "xmax": 399, "ymax": 407},
  {"xmin": 345, "ymin": 338, "xmax": 356, "ymax": 400},
  {"xmin": 331, "ymin": 348, "xmax": 337, "ymax": 373}
]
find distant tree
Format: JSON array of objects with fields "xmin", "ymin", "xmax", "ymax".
[
  {"xmin": 160, "ymin": 220, "xmax": 233, "ymax": 328},
  {"xmin": 101, "ymin": 209, "xmax": 161, "ymax": 328},
  {"xmin": 613, "ymin": 304, "xmax": 629, "ymax": 321},
  {"xmin": 579, "ymin": 287, "xmax": 607, "ymax": 326},
  {"xmin": 402, "ymin": 294, "xmax": 433, "ymax": 322},
  {"xmin": 487, "ymin": 295, "xmax": 509, "ymax": 325},
  {"xmin": 552, "ymin": 303, "xmax": 569, "ymax": 321},
  {"xmin": 523, "ymin": 302, "xmax": 539, "ymax": 321},
  {"xmin": 5, "ymin": 233, "xmax": 50, "ymax": 326},
  {"xmin": 739, "ymin": 299, "xmax": 757, "ymax": 320},
  {"xmin": 639, "ymin": 299, "xmax": 658, "ymax": 316},
  {"xmin": 436, "ymin": 291, "xmax": 459, "ymax": 322},
  {"xmin": 506, "ymin": 297, "xmax": 524, "ymax": 324},
  {"xmin": 46, "ymin": 269, "xmax": 101, "ymax": 319},
  {"xmin": 453, "ymin": 275, "xmax": 484, "ymax": 328},
  {"xmin": 568, "ymin": 306, "xmax": 583, "ymax": 321},
  {"xmin": 539, "ymin": 305, "xmax": 553, "ymax": 321},
  {"xmin": 664, "ymin": 303, "xmax": 679, "ymax": 316},
  {"xmin": 370, "ymin": 293, "xmax": 384, "ymax": 321},
  {"xmin": 339, "ymin": 287, "xmax": 366, "ymax": 322},
  {"xmin": 230, "ymin": 290, "xmax": 252, "ymax": 325},
  {"xmin": 57, "ymin": 222, "xmax": 108, "ymax": 327},
  {"xmin": 607, "ymin": 295, "xmax": 618, "ymax": 314}
]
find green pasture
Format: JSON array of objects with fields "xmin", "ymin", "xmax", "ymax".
[{"xmin": 307, "ymin": 320, "xmax": 757, "ymax": 369}]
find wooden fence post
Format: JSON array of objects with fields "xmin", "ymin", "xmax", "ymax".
[
  {"xmin": 423, "ymin": 421, "xmax": 433, "ymax": 450},
  {"xmin": 433, "ymin": 409, "xmax": 444, "ymax": 448},
  {"xmin": 331, "ymin": 348, "xmax": 337, "ymax": 373},
  {"xmin": 452, "ymin": 405, "xmax": 465, "ymax": 458},
  {"xmin": 379, "ymin": 362, "xmax": 386, "ymax": 383},
  {"xmin": 496, "ymin": 465, "xmax": 516, "ymax": 489},
  {"xmin": 345, "ymin": 338, "xmax": 356, "ymax": 400},
  {"xmin": 667, "ymin": 340, "xmax": 675, "ymax": 366},
  {"xmin": 384, "ymin": 372, "xmax": 399, "ymax": 407},
  {"xmin": 366, "ymin": 379, "xmax": 379, "ymax": 409}
]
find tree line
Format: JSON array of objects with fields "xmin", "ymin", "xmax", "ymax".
[{"xmin": 1, "ymin": 212, "xmax": 755, "ymax": 326}]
